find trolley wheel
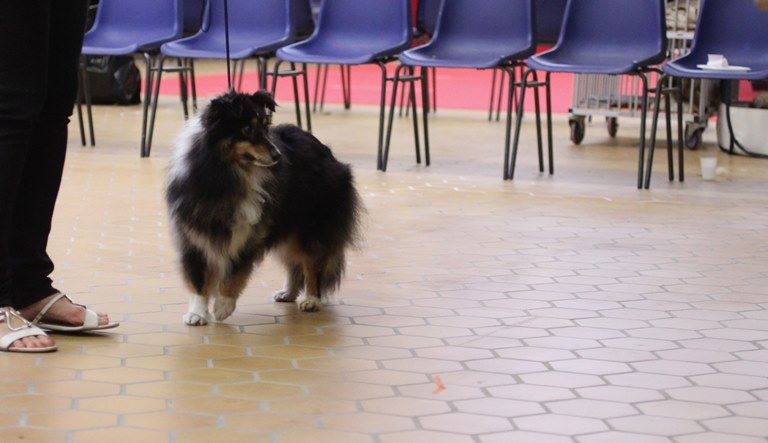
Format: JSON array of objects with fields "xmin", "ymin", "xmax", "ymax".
[
  {"xmin": 569, "ymin": 119, "xmax": 585, "ymax": 145},
  {"xmin": 685, "ymin": 124, "xmax": 704, "ymax": 150},
  {"xmin": 606, "ymin": 117, "xmax": 618, "ymax": 138}
]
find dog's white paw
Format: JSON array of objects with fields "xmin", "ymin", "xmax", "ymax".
[
  {"xmin": 299, "ymin": 297, "xmax": 321, "ymax": 312},
  {"xmin": 213, "ymin": 297, "xmax": 237, "ymax": 321},
  {"xmin": 183, "ymin": 312, "xmax": 209, "ymax": 326},
  {"xmin": 273, "ymin": 290, "xmax": 298, "ymax": 303}
]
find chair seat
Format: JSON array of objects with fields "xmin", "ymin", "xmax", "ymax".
[
  {"xmin": 162, "ymin": 32, "xmax": 291, "ymax": 59},
  {"xmin": 527, "ymin": 48, "xmax": 665, "ymax": 75},
  {"xmin": 277, "ymin": 38, "xmax": 408, "ymax": 65},
  {"xmin": 82, "ymin": 32, "xmax": 178, "ymax": 56},
  {"xmin": 400, "ymin": 42, "xmax": 534, "ymax": 69},
  {"xmin": 663, "ymin": 57, "xmax": 768, "ymax": 81}
]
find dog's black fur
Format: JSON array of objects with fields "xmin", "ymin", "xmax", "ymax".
[{"xmin": 166, "ymin": 91, "xmax": 361, "ymax": 324}]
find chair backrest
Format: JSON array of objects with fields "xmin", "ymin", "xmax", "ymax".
[
  {"xmin": 292, "ymin": 0, "xmax": 315, "ymax": 37},
  {"xmin": 555, "ymin": 0, "xmax": 666, "ymax": 62},
  {"xmin": 535, "ymin": 0, "xmax": 566, "ymax": 44},
  {"xmin": 417, "ymin": 0, "xmax": 443, "ymax": 35},
  {"xmin": 313, "ymin": 0, "xmax": 412, "ymax": 49},
  {"xmin": 201, "ymin": 0, "xmax": 290, "ymax": 36},
  {"xmin": 90, "ymin": 0, "xmax": 183, "ymax": 41},
  {"xmin": 184, "ymin": 0, "xmax": 206, "ymax": 35},
  {"xmin": 431, "ymin": 0, "xmax": 535, "ymax": 54},
  {"xmin": 688, "ymin": 0, "xmax": 768, "ymax": 65}
]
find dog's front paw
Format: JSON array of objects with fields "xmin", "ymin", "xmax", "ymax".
[
  {"xmin": 213, "ymin": 297, "xmax": 237, "ymax": 321},
  {"xmin": 273, "ymin": 289, "xmax": 299, "ymax": 303},
  {"xmin": 299, "ymin": 297, "xmax": 321, "ymax": 312},
  {"xmin": 183, "ymin": 312, "xmax": 209, "ymax": 326}
]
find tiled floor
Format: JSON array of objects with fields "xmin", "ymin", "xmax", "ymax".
[{"xmin": 3, "ymin": 66, "xmax": 768, "ymax": 442}]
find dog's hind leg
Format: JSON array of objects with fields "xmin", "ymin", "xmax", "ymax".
[
  {"xmin": 215, "ymin": 260, "xmax": 254, "ymax": 322},
  {"xmin": 181, "ymin": 248, "xmax": 213, "ymax": 326},
  {"xmin": 299, "ymin": 262, "xmax": 322, "ymax": 312},
  {"xmin": 273, "ymin": 263, "xmax": 304, "ymax": 303}
]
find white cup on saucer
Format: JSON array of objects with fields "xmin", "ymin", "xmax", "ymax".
[{"xmin": 707, "ymin": 54, "xmax": 727, "ymax": 67}]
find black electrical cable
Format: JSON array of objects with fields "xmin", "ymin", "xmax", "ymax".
[{"xmin": 223, "ymin": 0, "xmax": 232, "ymax": 91}]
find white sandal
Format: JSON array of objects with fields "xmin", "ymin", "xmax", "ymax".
[
  {"xmin": 31, "ymin": 293, "xmax": 119, "ymax": 332},
  {"xmin": 0, "ymin": 307, "xmax": 57, "ymax": 353}
]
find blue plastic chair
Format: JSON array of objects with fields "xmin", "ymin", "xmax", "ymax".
[
  {"xmin": 390, "ymin": 0, "xmax": 537, "ymax": 175},
  {"xmin": 81, "ymin": 0, "xmax": 184, "ymax": 157},
  {"xmin": 645, "ymin": 0, "xmax": 768, "ymax": 187},
  {"xmin": 149, "ymin": 0, "xmax": 314, "ymax": 156},
  {"xmin": 508, "ymin": 0, "xmax": 667, "ymax": 188},
  {"xmin": 277, "ymin": 0, "xmax": 413, "ymax": 170}
]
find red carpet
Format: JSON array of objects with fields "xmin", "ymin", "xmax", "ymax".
[{"xmin": 158, "ymin": 64, "xmax": 576, "ymax": 114}]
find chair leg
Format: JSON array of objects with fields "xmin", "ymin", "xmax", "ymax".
[
  {"xmin": 665, "ymin": 81, "xmax": 674, "ymax": 182},
  {"xmin": 341, "ymin": 65, "xmax": 351, "ymax": 110},
  {"xmin": 636, "ymin": 72, "xmax": 649, "ymax": 190},
  {"xmin": 376, "ymin": 62, "xmax": 388, "ymax": 171},
  {"xmin": 146, "ymin": 55, "xmax": 165, "ymax": 157},
  {"xmin": 430, "ymin": 67, "xmax": 437, "ymax": 113},
  {"xmin": 140, "ymin": 53, "xmax": 155, "ymax": 157},
  {"xmin": 177, "ymin": 58, "xmax": 189, "ymax": 119},
  {"xmin": 257, "ymin": 57, "xmax": 268, "ymax": 91},
  {"xmin": 506, "ymin": 68, "xmax": 533, "ymax": 180},
  {"xmin": 237, "ymin": 59, "xmax": 246, "ymax": 91},
  {"xmin": 188, "ymin": 59, "xmax": 198, "ymax": 113},
  {"xmin": 312, "ymin": 64, "xmax": 323, "ymax": 113},
  {"xmin": 289, "ymin": 62, "xmax": 303, "ymax": 129},
  {"xmin": 644, "ymin": 76, "xmax": 665, "ymax": 189},
  {"xmin": 301, "ymin": 63, "xmax": 312, "ymax": 133},
  {"xmin": 496, "ymin": 69, "xmax": 507, "ymax": 122},
  {"xmin": 382, "ymin": 64, "xmax": 404, "ymax": 172},
  {"xmin": 545, "ymin": 71, "xmax": 553, "ymax": 175},
  {"xmin": 488, "ymin": 69, "xmax": 498, "ymax": 122},
  {"xmin": 398, "ymin": 76, "xmax": 408, "ymax": 117},
  {"xmin": 83, "ymin": 75, "xmax": 95, "ymax": 146},
  {"xmin": 319, "ymin": 64, "xmax": 329, "ymax": 112},
  {"xmin": 270, "ymin": 60, "xmax": 282, "ymax": 95},
  {"xmin": 408, "ymin": 66, "xmax": 421, "ymax": 165},
  {"xmin": 76, "ymin": 66, "xmax": 87, "ymax": 147},
  {"xmin": 421, "ymin": 66, "xmax": 431, "ymax": 166},
  {"xmin": 677, "ymin": 79, "xmax": 685, "ymax": 181},
  {"xmin": 531, "ymin": 70, "xmax": 544, "ymax": 173}
]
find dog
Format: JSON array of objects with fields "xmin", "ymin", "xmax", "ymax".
[{"xmin": 166, "ymin": 91, "xmax": 361, "ymax": 325}]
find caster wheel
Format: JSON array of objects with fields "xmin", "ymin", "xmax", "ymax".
[
  {"xmin": 606, "ymin": 117, "xmax": 618, "ymax": 138},
  {"xmin": 569, "ymin": 119, "xmax": 585, "ymax": 145}
]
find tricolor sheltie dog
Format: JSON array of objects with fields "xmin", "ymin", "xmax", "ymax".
[{"xmin": 166, "ymin": 91, "xmax": 361, "ymax": 325}]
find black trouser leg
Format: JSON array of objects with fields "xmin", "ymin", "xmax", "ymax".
[{"xmin": 0, "ymin": 0, "xmax": 88, "ymax": 308}]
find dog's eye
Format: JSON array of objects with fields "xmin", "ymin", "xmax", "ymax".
[
  {"xmin": 241, "ymin": 152, "xmax": 256, "ymax": 161},
  {"xmin": 242, "ymin": 126, "xmax": 255, "ymax": 137}
]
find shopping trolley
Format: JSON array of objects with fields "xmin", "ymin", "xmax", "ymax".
[{"xmin": 568, "ymin": 0, "xmax": 712, "ymax": 149}]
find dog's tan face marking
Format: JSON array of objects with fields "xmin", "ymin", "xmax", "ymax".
[{"xmin": 228, "ymin": 140, "xmax": 278, "ymax": 168}]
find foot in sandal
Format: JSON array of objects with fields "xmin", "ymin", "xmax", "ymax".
[
  {"xmin": 20, "ymin": 292, "xmax": 118, "ymax": 332},
  {"xmin": 0, "ymin": 307, "xmax": 57, "ymax": 353}
]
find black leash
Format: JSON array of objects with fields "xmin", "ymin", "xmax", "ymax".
[{"xmin": 223, "ymin": 0, "xmax": 232, "ymax": 91}]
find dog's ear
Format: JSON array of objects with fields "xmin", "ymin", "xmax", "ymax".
[
  {"xmin": 201, "ymin": 93, "xmax": 235, "ymax": 130},
  {"xmin": 250, "ymin": 90, "xmax": 276, "ymax": 126}
]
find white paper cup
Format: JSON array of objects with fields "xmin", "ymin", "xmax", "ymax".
[{"xmin": 700, "ymin": 157, "xmax": 718, "ymax": 180}]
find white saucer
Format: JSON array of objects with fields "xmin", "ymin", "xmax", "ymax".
[{"xmin": 697, "ymin": 64, "xmax": 751, "ymax": 72}]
